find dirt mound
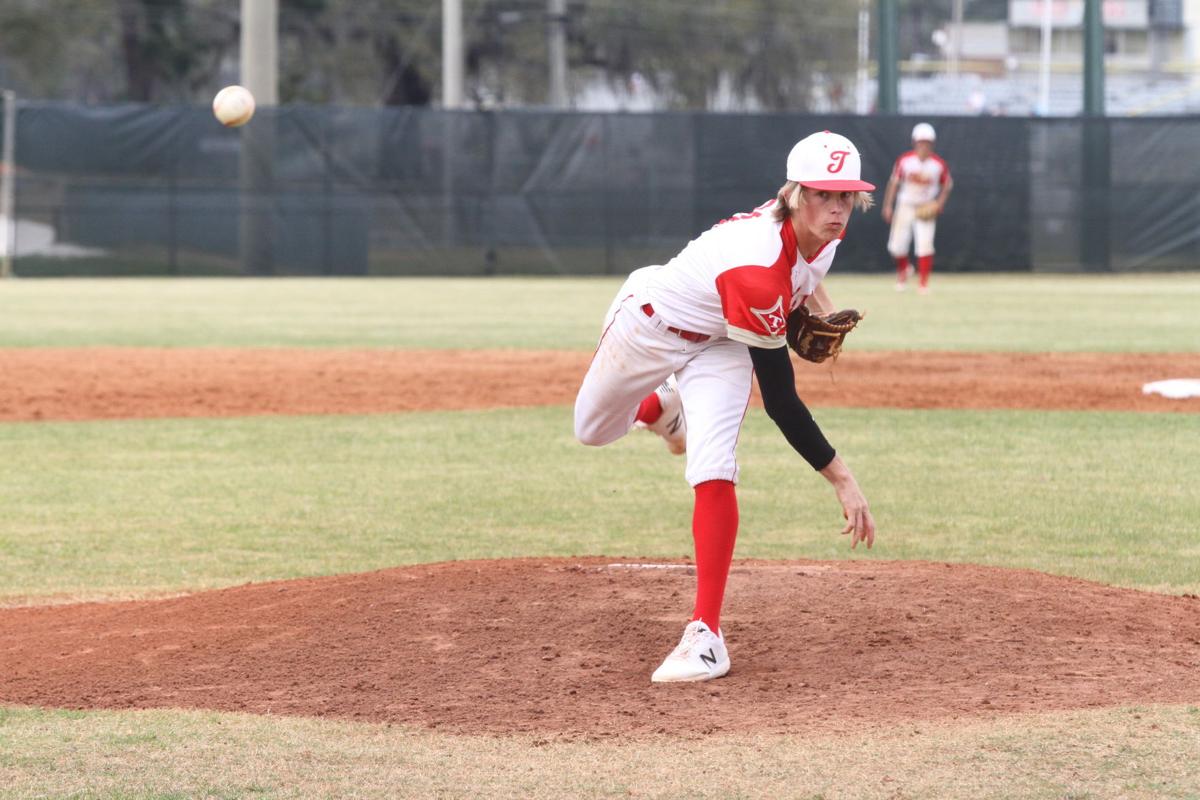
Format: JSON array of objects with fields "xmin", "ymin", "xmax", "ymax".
[
  {"xmin": 3, "ymin": 558, "xmax": 1198, "ymax": 737},
  {"xmin": 0, "ymin": 348, "xmax": 1197, "ymax": 422}
]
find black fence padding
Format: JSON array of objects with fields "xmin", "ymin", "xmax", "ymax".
[{"xmin": 8, "ymin": 102, "xmax": 1200, "ymax": 276}]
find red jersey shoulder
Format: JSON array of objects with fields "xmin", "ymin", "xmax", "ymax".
[
  {"xmin": 715, "ymin": 264, "xmax": 791, "ymax": 339},
  {"xmin": 931, "ymin": 153, "xmax": 951, "ymax": 181}
]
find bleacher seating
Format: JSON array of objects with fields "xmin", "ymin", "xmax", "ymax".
[{"xmin": 895, "ymin": 72, "xmax": 1200, "ymax": 116}]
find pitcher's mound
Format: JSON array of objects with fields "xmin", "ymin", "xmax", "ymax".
[{"xmin": 3, "ymin": 558, "xmax": 1199, "ymax": 737}]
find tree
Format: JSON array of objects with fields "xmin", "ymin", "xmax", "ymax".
[
  {"xmin": 278, "ymin": 0, "xmax": 438, "ymax": 105},
  {"xmin": 0, "ymin": 0, "xmax": 115, "ymax": 101},
  {"xmin": 117, "ymin": 0, "xmax": 233, "ymax": 102},
  {"xmin": 509, "ymin": 0, "xmax": 863, "ymax": 110},
  {"xmin": 0, "ymin": 0, "xmax": 865, "ymax": 111}
]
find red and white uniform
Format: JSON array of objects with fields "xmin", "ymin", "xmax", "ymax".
[
  {"xmin": 892, "ymin": 151, "xmax": 950, "ymax": 206},
  {"xmin": 888, "ymin": 151, "xmax": 951, "ymax": 258},
  {"xmin": 647, "ymin": 199, "xmax": 841, "ymax": 347},
  {"xmin": 574, "ymin": 200, "xmax": 842, "ymax": 486}
]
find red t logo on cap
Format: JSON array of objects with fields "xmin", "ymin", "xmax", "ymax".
[{"xmin": 827, "ymin": 151, "xmax": 849, "ymax": 173}]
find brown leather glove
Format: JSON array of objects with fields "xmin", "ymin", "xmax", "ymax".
[{"xmin": 785, "ymin": 307, "xmax": 864, "ymax": 364}]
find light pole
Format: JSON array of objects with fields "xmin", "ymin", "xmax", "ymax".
[
  {"xmin": 239, "ymin": 0, "xmax": 277, "ymax": 274},
  {"xmin": 1037, "ymin": 0, "xmax": 1052, "ymax": 115},
  {"xmin": 443, "ymin": 0, "xmax": 464, "ymax": 108},
  {"xmin": 548, "ymin": 0, "xmax": 568, "ymax": 107}
]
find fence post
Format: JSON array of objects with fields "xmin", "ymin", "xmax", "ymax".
[
  {"xmin": 1, "ymin": 89, "xmax": 16, "ymax": 278},
  {"xmin": 1080, "ymin": 118, "xmax": 1111, "ymax": 272},
  {"xmin": 323, "ymin": 110, "xmax": 332, "ymax": 275},
  {"xmin": 168, "ymin": 158, "xmax": 179, "ymax": 275}
]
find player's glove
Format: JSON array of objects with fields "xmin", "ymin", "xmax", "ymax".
[
  {"xmin": 915, "ymin": 201, "xmax": 940, "ymax": 220},
  {"xmin": 785, "ymin": 307, "xmax": 864, "ymax": 364}
]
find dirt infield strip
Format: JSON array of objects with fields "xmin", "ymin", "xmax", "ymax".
[
  {"xmin": 2, "ymin": 558, "xmax": 1199, "ymax": 737},
  {"xmin": 0, "ymin": 348, "xmax": 1198, "ymax": 421}
]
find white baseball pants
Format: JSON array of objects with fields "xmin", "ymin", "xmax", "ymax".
[
  {"xmin": 574, "ymin": 266, "xmax": 754, "ymax": 487},
  {"xmin": 887, "ymin": 202, "xmax": 937, "ymax": 258}
]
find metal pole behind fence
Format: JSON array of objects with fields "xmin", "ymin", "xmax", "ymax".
[
  {"xmin": 0, "ymin": 89, "xmax": 15, "ymax": 278},
  {"xmin": 855, "ymin": 0, "xmax": 870, "ymax": 115},
  {"xmin": 442, "ymin": 0, "xmax": 464, "ymax": 109},
  {"xmin": 240, "ymin": 0, "xmax": 278, "ymax": 275},
  {"xmin": 876, "ymin": 0, "xmax": 898, "ymax": 113},
  {"xmin": 547, "ymin": 0, "xmax": 568, "ymax": 107}
]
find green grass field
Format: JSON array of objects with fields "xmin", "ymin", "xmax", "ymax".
[
  {"xmin": 1, "ymin": 274, "xmax": 1198, "ymax": 799},
  {"xmin": 0, "ymin": 273, "xmax": 1197, "ymax": 351},
  {"xmin": 1, "ymin": 407, "xmax": 1197, "ymax": 602}
]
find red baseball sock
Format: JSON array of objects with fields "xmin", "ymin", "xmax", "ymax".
[
  {"xmin": 635, "ymin": 392, "xmax": 662, "ymax": 425},
  {"xmin": 918, "ymin": 255, "xmax": 934, "ymax": 287},
  {"xmin": 894, "ymin": 256, "xmax": 910, "ymax": 281},
  {"xmin": 691, "ymin": 479, "xmax": 738, "ymax": 634}
]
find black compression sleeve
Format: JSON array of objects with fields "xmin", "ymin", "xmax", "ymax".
[{"xmin": 748, "ymin": 345, "xmax": 836, "ymax": 471}]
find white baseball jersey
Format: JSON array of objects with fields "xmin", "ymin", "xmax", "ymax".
[
  {"xmin": 892, "ymin": 151, "xmax": 951, "ymax": 206},
  {"xmin": 644, "ymin": 199, "xmax": 843, "ymax": 349},
  {"xmin": 575, "ymin": 199, "xmax": 850, "ymax": 487}
]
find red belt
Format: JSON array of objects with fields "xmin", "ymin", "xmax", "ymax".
[{"xmin": 641, "ymin": 303, "xmax": 710, "ymax": 343}]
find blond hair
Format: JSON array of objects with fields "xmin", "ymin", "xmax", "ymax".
[{"xmin": 772, "ymin": 181, "xmax": 874, "ymax": 223}]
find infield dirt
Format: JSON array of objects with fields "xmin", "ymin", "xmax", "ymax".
[
  {"xmin": 3, "ymin": 558, "xmax": 1200, "ymax": 737},
  {"xmin": 0, "ymin": 348, "xmax": 1197, "ymax": 421},
  {"xmin": 1, "ymin": 347, "xmax": 1197, "ymax": 738}
]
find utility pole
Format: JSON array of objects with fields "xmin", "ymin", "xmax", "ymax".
[
  {"xmin": 950, "ymin": 0, "xmax": 964, "ymax": 74},
  {"xmin": 240, "ymin": 0, "xmax": 277, "ymax": 274},
  {"xmin": 1082, "ymin": 0, "xmax": 1105, "ymax": 116},
  {"xmin": 241, "ymin": 0, "xmax": 277, "ymax": 105},
  {"xmin": 1037, "ymin": 0, "xmax": 1052, "ymax": 115},
  {"xmin": 856, "ymin": 0, "xmax": 870, "ymax": 114},
  {"xmin": 1081, "ymin": 0, "xmax": 1109, "ymax": 272},
  {"xmin": 443, "ymin": 0, "xmax": 464, "ymax": 108},
  {"xmin": 548, "ymin": 0, "xmax": 568, "ymax": 107}
]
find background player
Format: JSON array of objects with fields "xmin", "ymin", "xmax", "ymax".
[
  {"xmin": 881, "ymin": 122, "xmax": 953, "ymax": 295},
  {"xmin": 574, "ymin": 130, "xmax": 877, "ymax": 683}
]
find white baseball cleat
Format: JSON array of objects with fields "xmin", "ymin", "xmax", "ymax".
[
  {"xmin": 643, "ymin": 377, "xmax": 687, "ymax": 455},
  {"xmin": 650, "ymin": 620, "xmax": 730, "ymax": 683},
  {"xmin": 894, "ymin": 281, "xmax": 906, "ymax": 292}
]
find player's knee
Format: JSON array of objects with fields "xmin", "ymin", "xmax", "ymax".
[
  {"xmin": 573, "ymin": 413, "xmax": 608, "ymax": 447},
  {"xmin": 575, "ymin": 424, "xmax": 605, "ymax": 447}
]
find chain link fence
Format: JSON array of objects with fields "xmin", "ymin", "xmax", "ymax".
[{"xmin": 4, "ymin": 101, "xmax": 1198, "ymax": 277}]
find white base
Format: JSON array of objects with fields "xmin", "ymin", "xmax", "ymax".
[{"xmin": 1142, "ymin": 379, "xmax": 1200, "ymax": 400}]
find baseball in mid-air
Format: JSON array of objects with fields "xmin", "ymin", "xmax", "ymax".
[{"xmin": 212, "ymin": 85, "xmax": 256, "ymax": 127}]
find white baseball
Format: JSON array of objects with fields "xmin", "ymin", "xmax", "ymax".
[{"xmin": 213, "ymin": 85, "xmax": 256, "ymax": 127}]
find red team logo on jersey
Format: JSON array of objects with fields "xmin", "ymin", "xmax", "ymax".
[
  {"xmin": 827, "ymin": 151, "xmax": 849, "ymax": 173},
  {"xmin": 749, "ymin": 296, "xmax": 787, "ymax": 336}
]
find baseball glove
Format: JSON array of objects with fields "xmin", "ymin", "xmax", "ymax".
[
  {"xmin": 915, "ymin": 201, "xmax": 940, "ymax": 220},
  {"xmin": 785, "ymin": 307, "xmax": 864, "ymax": 364}
]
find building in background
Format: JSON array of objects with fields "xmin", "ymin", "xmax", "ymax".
[{"xmin": 901, "ymin": 0, "xmax": 1200, "ymax": 115}]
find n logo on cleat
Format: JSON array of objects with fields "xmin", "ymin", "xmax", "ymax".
[{"xmin": 699, "ymin": 648, "xmax": 718, "ymax": 668}]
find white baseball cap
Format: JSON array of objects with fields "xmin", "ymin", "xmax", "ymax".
[
  {"xmin": 785, "ymin": 130, "xmax": 875, "ymax": 192},
  {"xmin": 912, "ymin": 122, "xmax": 936, "ymax": 142}
]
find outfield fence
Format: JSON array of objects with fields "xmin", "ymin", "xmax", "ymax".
[{"xmin": 3, "ymin": 101, "xmax": 1198, "ymax": 276}]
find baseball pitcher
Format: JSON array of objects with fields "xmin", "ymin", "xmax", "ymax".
[{"xmin": 574, "ymin": 130, "xmax": 877, "ymax": 683}]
